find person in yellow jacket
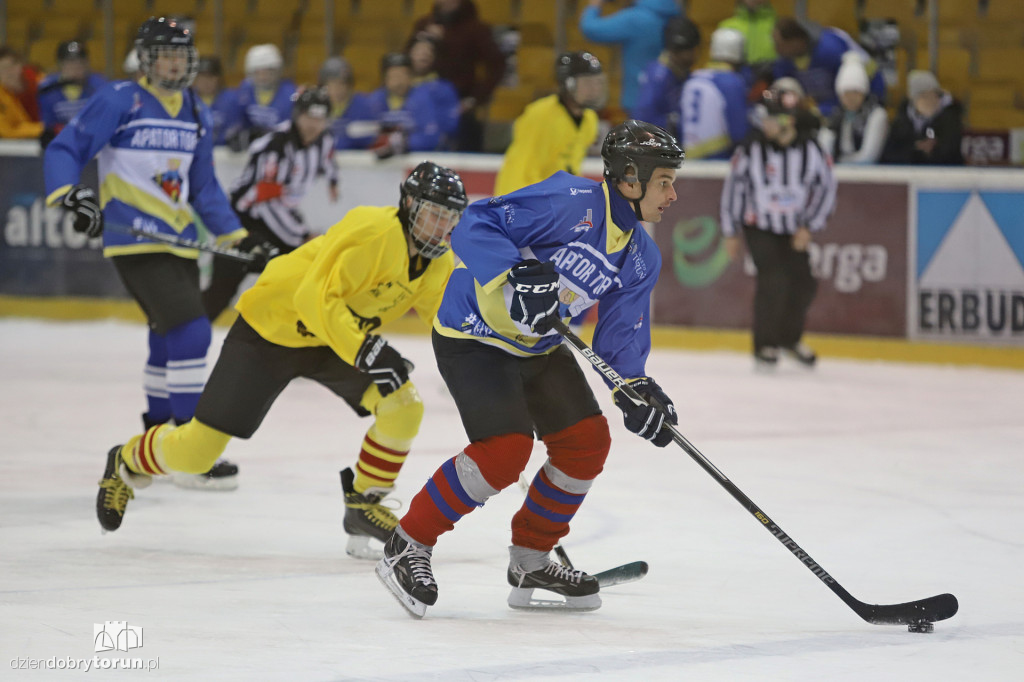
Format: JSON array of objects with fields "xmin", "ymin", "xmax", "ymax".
[
  {"xmin": 493, "ymin": 51, "xmax": 606, "ymax": 196},
  {"xmin": 95, "ymin": 162, "xmax": 468, "ymax": 561}
]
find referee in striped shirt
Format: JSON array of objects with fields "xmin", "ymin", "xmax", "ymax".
[{"xmin": 720, "ymin": 85, "xmax": 837, "ymax": 368}]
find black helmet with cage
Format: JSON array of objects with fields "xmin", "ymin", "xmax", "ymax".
[
  {"xmin": 57, "ymin": 40, "xmax": 88, "ymax": 63},
  {"xmin": 602, "ymin": 119, "xmax": 684, "ymax": 218},
  {"xmin": 555, "ymin": 51, "xmax": 605, "ymax": 108},
  {"xmin": 135, "ymin": 16, "xmax": 198, "ymax": 92},
  {"xmin": 398, "ymin": 162, "xmax": 468, "ymax": 259}
]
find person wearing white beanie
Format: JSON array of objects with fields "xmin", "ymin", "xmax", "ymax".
[
  {"xmin": 818, "ymin": 51, "xmax": 889, "ymax": 163},
  {"xmin": 882, "ymin": 68, "xmax": 964, "ymax": 165}
]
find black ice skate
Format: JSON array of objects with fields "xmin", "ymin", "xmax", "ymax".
[
  {"xmin": 782, "ymin": 342, "xmax": 817, "ymax": 368},
  {"xmin": 96, "ymin": 445, "xmax": 152, "ymax": 532},
  {"xmin": 507, "ymin": 558, "xmax": 602, "ymax": 611},
  {"xmin": 754, "ymin": 346, "xmax": 779, "ymax": 372},
  {"xmin": 171, "ymin": 459, "xmax": 239, "ymax": 491},
  {"xmin": 376, "ymin": 531, "xmax": 438, "ymax": 619},
  {"xmin": 340, "ymin": 467, "xmax": 399, "ymax": 560}
]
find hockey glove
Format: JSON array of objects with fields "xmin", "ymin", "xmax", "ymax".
[
  {"xmin": 242, "ymin": 239, "xmax": 280, "ymax": 273},
  {"xmin": 507, "ymin": 259, "xmax": 560, "ymax": 334},
  {"xmin": 62, "ymin": 184, "xmax": 103, "ymax": 238},
  {"xmin": 355, "ymin": 335, "xmax": 414, "ymax": 398},
  {"xmin": 613, "ymin": 377, "xmax": 677, "ymax": 448}
]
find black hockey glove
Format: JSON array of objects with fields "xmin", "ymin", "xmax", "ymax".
[
  {"xmin": 507, "ymin": 259, "xmax": 560, "ymax": 334},
  {"xmin": 61, "ymin": 184, "xmax": 103, "ymax": 238},
  {"xmin": 355, "ymin": 335, "xmax": 414, "ymax": 398},
  {"xmin": 613, "ymin": 377, "xmax": 677, "ymax": 448},
  {"xmin": 242, "ymin": 239, "xmax": 280, "ymax": 273}
]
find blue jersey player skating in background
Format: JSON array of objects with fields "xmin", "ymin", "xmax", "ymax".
[
  {"xmin": 44, "ymin": 17, "xmax": 250, "ymax": 491},
  {"xmin": 376, "ymin": 120, "xmax": 685, "ymax": 617}
]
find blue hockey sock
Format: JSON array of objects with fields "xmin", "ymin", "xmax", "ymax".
[
  {"xmin": 164, "ymin": 316, "xmax": 212, "ymax": 422},
  {"xmin": 144, "ymin": 329, "xmax": 171, "ymax": 424}
]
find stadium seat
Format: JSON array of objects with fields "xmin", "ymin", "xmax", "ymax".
[
  {"xmin": 684, "ymin": 0, "xmax": 734, "ymax": 27},
  {"xmin": 806, "ymin": 0, "xmax": 859, "ymax": 35},
  {"xmin": 975, "ymin": 46, "xmax": 1024, "ymax": 84}
]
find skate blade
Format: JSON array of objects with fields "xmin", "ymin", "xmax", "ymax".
[
  {"xmin": 345, "ymin": 535, "xmax": 384, "ymax": 561},
  {"xmin": 507, "ymin": 587, "xmax": 601, "ymax": 612},
  {"xmin": 375, "ymin": 561, "xmax": 428, "ymax": 619},
  {"xmin": 171, "ymin": 471, "xmax": 239, "ymax": 491}
]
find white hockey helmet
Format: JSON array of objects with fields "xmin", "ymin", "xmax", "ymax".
[
  {"xmin": 245, "ymin": 44, "xmax": 283, "ymax": 74},
  {"xmin": 709, "ymin": 28, "xmax": 745, "ymax": 65},
  {"xmin": 123, "ymin": 48, "xmax": 140, "ymax": 75}
]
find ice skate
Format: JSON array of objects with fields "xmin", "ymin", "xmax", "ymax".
[
  {"xmin": 96, "ymin": 445, "xmax": 152, "ymax": 532},
  {"xmin": 376, "ymin": 531, "xmax": 438, "ymax": 619},
  {"xmin": 507, "ymin": 554, "xmax": 602, "ymax": 612},
  {"xmin": 171, "ymin": 459, "xmax": 239, "ymax": 491},
  {"xmin": 754, "ymin": 346, "xmax": 779, "ymax": 372},
  {"xmin": 340, "ymin": 467, "xmax": 399, "ymax": 560},
  {"xmin": 782, "ymin": 342, "xmax": 817, "ymax": 368}
]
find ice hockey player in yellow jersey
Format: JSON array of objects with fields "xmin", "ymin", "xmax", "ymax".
[
  {"xmin": 493, "ymin": 51, "xmax": 606, "ymax": 196},
  {"xmin": 95, "ymin": 162, "xmax": 468, "ymax": 561}
]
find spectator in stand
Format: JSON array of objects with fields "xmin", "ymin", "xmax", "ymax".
[
  {"xmin": 881, "ymin": 70, "xmax": 964, "ymax": 166},
  {"xmin": 348, "ymin": 53, "xmax": 444, "ymax": 158},
  {"xmin": 578, "ymin": 0, "xmax": 681, "ymax": 113},
  {"xmin": 771, "ymin": 17, "xmax": 885, "ymax": 117},
  {"xmin": 409, "ymin": 0, "xmax": 505, "ymax": 151},
  {"xmin": 718, "ymin": 0, "xmax": 778, "ymax": 66},
  {"xmin": 632, "ymin": 16, "xmax": 701, "ymax": 138},
  {"xmin": 408, "ymin": 33, "xmax": 461, "ymax": 149},
  {"xmin": 223, "ymin": 44, "xmax": 297, "ymax": 150},
  {"xmin": 494, "ymin": 51, "xmax": 606, "ymax": 196},
  {"xmin": 818, "ymin": 53, "xmax": 888, "ymax": 164},
  {"xmin": 38, "ymin": 41, "xmax": 107, "ymax": 148},
  {"xmin": 680, "ymin": 28, "xmax": 749, "ymax": 160},
  {"xmin": 0, "ymin": 46, "xmax": 43, "ymax": 138},
  {"xmin": 318, "ymin": 56, "xmax": 365, "ymax": 151},
  {"xmin": 191, "ymin": 56, "xmax": 234, "ymax": 145}
]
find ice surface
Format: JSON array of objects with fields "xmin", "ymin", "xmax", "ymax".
[{"xmin": 2, "ymin": 319, "xmax": 1023, "ymax": 681}]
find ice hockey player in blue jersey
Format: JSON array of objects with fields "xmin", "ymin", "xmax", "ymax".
[
  {"xmin": 681, "ymin": 27, "xmax": 751, "ymax": 160},
  {"xmin": 221, "ymin": 44, "xmax": 297, "ymax": 151},
  {"xmin": 376, "ymin": 120, "xmax": 685, "ymax": 618},
  {"xmin": 37, "ymin": 40, "xmax": 107, "ymax": 148},
  {"xmin": 631, "ymin": 16, "xmax": 701, "ymax": 138},
  {"xmin": 44, "ymin": 17, "xmax": 249, "ymax": 490}
]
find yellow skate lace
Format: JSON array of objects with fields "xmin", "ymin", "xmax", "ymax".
[
  {"xmin": 346, "ymin": 494, "xmax": 401, "ymax": 530},
  {"xmin": 98, "ymin": 477, "xmax": 134, "ymax": 514}
]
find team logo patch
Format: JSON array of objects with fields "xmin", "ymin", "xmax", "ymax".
[
  {"xmin": 152, "ymin": 159, "xmax": 183, "ymax": 202},
  {"xmin": 571, "ymin": 209, "xmax": 593, "ymax": 233}
]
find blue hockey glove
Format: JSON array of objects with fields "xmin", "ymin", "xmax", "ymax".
[
  {"xmin": 613, "ymin": 377, "xmax": 677, "ymax": 447},
  {"xmin": 507, "ymin": 259, "xmax": 560, "ymax": 334},
  {"xmin": 62, "ymin": 185, "xmax": 103, "ymax": 238},
  {"xmin": 355, "ymin": 335, "xmax": 413, "ymax": 397}
]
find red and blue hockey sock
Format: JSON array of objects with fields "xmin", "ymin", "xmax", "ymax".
[
  {"xmin": 143, "ymin": 329, "xmax": 171, "ymax": 425},
  {"xmin": 511, "ymin": 415, "xmax": 610, "ymax": 551},
  {"xmin": 164, "ymin": 316, "xmax": 212, "ymax": 423},
  {"xmin": 400, "ymin": 433, "xmax": 533, "ymax": 546}
]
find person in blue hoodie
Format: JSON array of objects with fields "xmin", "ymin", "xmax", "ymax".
[
  {"xmin": 37, "ymin": 41, "xmax": 107, "ymax": 148},
  {"xmin": 631, "ymin": 16, "xmax": 700, "ymax": 137},
  {"xmin": 221, "ymin": 44, "xmax": 297, "ymax": 150},
  {"xmin": 579, "ymin": 0, "xmax": 681, "ymax": 112},
  {"xmin": 771, "ymin": 17, "xmax": 885, "ymax": 117}
]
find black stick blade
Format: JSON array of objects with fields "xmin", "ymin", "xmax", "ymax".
[
  {"xmin": 594, "ymin": 561, "xmax": 649, "ymax": 588},
  {"xmin": 857, "ymin": 593, "xmax": 959, "ymax": 625}
]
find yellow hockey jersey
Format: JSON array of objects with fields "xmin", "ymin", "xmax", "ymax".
[
  {"xmin": 493, "ymin": 94, "xmax": 599, "ymax": 196},
  {"xmin": 235, "ymin": 205, "xmax": 454, "ymax": 365}
]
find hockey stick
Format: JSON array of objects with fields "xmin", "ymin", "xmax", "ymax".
[
  {"xmin": 517, "ymin": 474, "xmax": 649, "ymax": 588},
  {"xmin": 111, "ymin": 224, "xmax": 265, "ymax": 264},
  {"xmin": 551, "ymin": 319, "xmax": 958, "ymax": 629}
]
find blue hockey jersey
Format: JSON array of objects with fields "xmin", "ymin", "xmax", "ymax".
[
  {"xmin": 38, "ymin": 72, "xmax": 107, "ymax": 135},
  {"xmin": 222, "ymin": 78, "xmax": 298, "ymax": 142},
  {"xmin": 680, "ymin": 65, "xmax": 750, "ymax": 160},
  {"xmin": 44, "ymin": 79, "xmax": 245, "ymax": 258},
  {"xmin": 348, "ymin": 85, "xmax": 443, "ymax": 152},
  {"xmin": 631, "ymin": 58, "xmax": 686, "ymax": 137},
  {"xmin": 434, "ymin": 172, "xmax": 661, "ymax": 381}
]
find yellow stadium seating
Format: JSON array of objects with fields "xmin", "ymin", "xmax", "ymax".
[
  {"xmin": 684, "ymin": 0, "xmax": 735, "ymax": 27},
  {"xmin": 806, "ymin": 0, "xmax": 859, "ymax": 35},
  {"xmin": 975, "ymin": 46, "xmax": 1024, "ymax": 83},
  {"xmin": 980, "ymin": 2, "xmax": 1024, "ymax": 22}
]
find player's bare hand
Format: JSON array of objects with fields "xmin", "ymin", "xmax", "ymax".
[
  {"xmin": 724, "ymin": 236, "xmax": 742, "ymax": 261},
  {"xmin": 792, "ymin": 226, "xmax": 812, "ymax": 252}
]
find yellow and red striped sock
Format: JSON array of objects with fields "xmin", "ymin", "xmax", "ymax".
[
  {"xmin": 121, "ymin": 425, "xmax": 170, "ymax": 476},
  {"xmin": 353, "ymin": 430, "xmax": 408, "ymax": 494}
]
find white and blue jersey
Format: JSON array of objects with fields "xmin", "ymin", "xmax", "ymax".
[
  {"xmin": 38, "ymin": 72, "xmax": 107, "ymax": 136},
  {"xmin": 680, "ymin": 65, "xmax": 750, "ymax": 160},
  {"xmin": 44, "ymin": 79, "xmax": 245, "ymax": 257},
  {"xmin": 348, "ymin": 85, "xmax": 443, "ymax": 152},
  {"xmin": 434, "ymin": 172, "xmax": 660, "ymax": 381}
]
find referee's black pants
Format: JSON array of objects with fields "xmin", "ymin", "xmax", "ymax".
[
  {"xmin": 201, "ymin": 214, "xmax": 294, "ymax": 322},
  {"xmin": 742, "ymin": 225, "xmax": 818, "ymax": 352}
]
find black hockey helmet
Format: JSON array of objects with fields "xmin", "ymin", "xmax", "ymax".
[
  {"xmin": 135, "ymin": 16, "xmax": 198, "ymax": 91},
  {"xmin": 663, "ymin": 17, "xmax": 701, "ymax": 52},
  {"xmin": 381, "ymin": 52, "xmax": 412, "ymax": 74},
  {"xmin": 602, "ymin": 120, "xmax": 684, "ymax": 218},
  {"xmin": 57, "ymin": 40, "xmax": 88, "ymax": 62},
  {"xmin": 197, "ymin": 56, "xmax": 222, "ymax": 76},
  {"xmin": 399, "ymin": 162, "xmax": 468, "ymax": 259},
  {"xmin": 292, "ymin": 86, "xmax": 331, "ymax": 119},
  {"xmin": 555, "ymin": 50, "xmax": 602, "ymax": 90}
]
